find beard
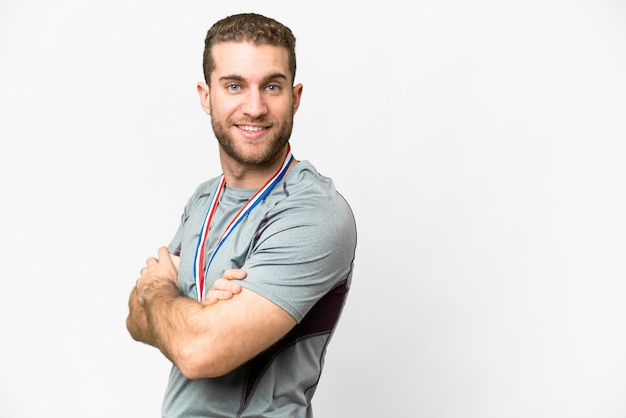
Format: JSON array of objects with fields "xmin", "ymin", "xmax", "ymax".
[{"xmin": 210, "ymin": 108, "xmax": 294, "ymax": 167}]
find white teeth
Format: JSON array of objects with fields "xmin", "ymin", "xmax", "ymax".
[{"xmin": 239, "ymin": 125, "xmax": 264, "ymax": 132}]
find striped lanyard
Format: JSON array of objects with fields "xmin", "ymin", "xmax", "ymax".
[{"xmin": 193, "ymin": 147, "xmax": 294, "ymax": 301}]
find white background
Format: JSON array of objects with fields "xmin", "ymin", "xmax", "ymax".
[{"xmin": 1, "ymin": 1, "xmax": 625, "ymax": 417}]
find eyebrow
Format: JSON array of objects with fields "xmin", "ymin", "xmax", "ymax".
[{"xmin": 218, "ymin": 72, "xmax": 289, "ymax": 84}]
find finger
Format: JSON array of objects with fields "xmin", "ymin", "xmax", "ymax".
[
  {"xmin": 229, "ymin": 282, "xmax": 242, "ymax": 294},
  {"xmin": 158, "ymin": 246, "xmax": 173, "ymax": 266},
  {"xmin": 204, "ymin": 290, "xmax": 234, "ymax": 304},
  {"xmin": 210, "ymin": 278, "xmax": 230, "ymax": 290},
  {"xmin": 202, "ymin": 292, "xmax": 222, "ymax": 305},
  {"xmin": 211, "ymin": 278, "xmax": 242, "ymax": 294},
  {"xmin": 203, "ymin": 295, "xmax": 217, "ymax": 305},
  {"xmin": 222, "ymin": 269, "xmax": 247, "ymax": 280},
  {"xmin": 203, "ymin": 291, "xmax": 225, "ymax": 305}
]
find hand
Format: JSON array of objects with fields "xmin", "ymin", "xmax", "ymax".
[
  {"xmin": 136, "ymin": 246, "xmax": 179, "ymax": 305},
  {"xmin": 202, "ymin": 269, "xmax": 246, "ymax": 305}
]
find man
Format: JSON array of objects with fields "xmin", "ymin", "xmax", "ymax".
[{"xmin": 126, "ymin": 13, "xmax": 357, "ymax": 417}]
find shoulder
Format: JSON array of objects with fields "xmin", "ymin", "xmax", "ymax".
[
  {"xmin": 271, "ymin": 161, "xmax": 357, "ymax": 243},
  {"xmin": 284, "ymin": 161, "xmax": 353, "ymax": 209}
]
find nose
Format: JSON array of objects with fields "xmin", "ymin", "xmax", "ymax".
[{"xmin": 241, "ymin": 89, "xmax": 268, "ymax": 118}]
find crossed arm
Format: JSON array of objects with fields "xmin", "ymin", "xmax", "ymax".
[{"xmin": 126, "ymin": 246, "xmax": 296, "ymax": 379}]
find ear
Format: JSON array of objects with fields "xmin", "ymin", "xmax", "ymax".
[
  {"xmin": 292, "ymin": 83, "xmax": 303, "ymax": 114},
  {"xmin": 197, "ymin": 82, "xmax": 211, "ymax": 115}
]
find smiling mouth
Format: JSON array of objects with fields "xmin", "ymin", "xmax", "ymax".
[{"xmin": 237, "ymin": 125, "xmax": 268, "ymax": 132}]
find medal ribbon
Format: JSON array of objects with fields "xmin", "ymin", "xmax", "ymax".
[{"xmin": 193, "ymin": 146, "xmax": 294, "ymax": 301}]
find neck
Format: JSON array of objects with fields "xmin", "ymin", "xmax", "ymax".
[{"xmin": 220, "ymin": 147, "xmax": 295, "ymax": 189}]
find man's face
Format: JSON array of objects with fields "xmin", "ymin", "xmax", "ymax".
[{"xmin": 205, "ymin": 41, "xmax": 302, "ymax": 166}]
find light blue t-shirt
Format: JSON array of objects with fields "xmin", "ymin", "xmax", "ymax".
[{"xmin": 164, "ymin": 160, "xmax": 357, "ymax": 417}]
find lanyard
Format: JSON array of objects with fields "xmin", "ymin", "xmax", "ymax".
[{"xmin": 193, "ymin": 146, "xmax": 294, "ymax": 301}]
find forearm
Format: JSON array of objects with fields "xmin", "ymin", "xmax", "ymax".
[
  {"xmin": 143, "ymin": 283, "xmax": 205, "ymax": 367},
  {"xmin": 128, "ymin": 280, "xmax": 201, "ymax": 365},
  {"xmin": 145, "ymin": 286, "xmax": 296, "ymax": 379},
  {"xmin": 130, "ymin": 247, "xmax": 294, "ymax": 379},
  {"xmin": 128, "ymin": 246, "xmax": 201, "ymax": 365}
]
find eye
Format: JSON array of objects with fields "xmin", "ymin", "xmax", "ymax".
[
  {"xmin": 266, "ymin": 84, "xmax": 281, "ymax": 93},
  {"xmin": 227, "ymin": 83, "xmax": 241, "ymax": 92}
]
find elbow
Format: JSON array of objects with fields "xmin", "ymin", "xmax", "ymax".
[
  {"xmin": 178, "ymin": 363, "xmax": 217, "ymax": 380},
  {"xmin": 176, "ymin": 359, "xmax": 225, "ymax": 380},
  {"xmin": 174, "ymin": 343, "xmax": 235, "ymax": 379}
]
